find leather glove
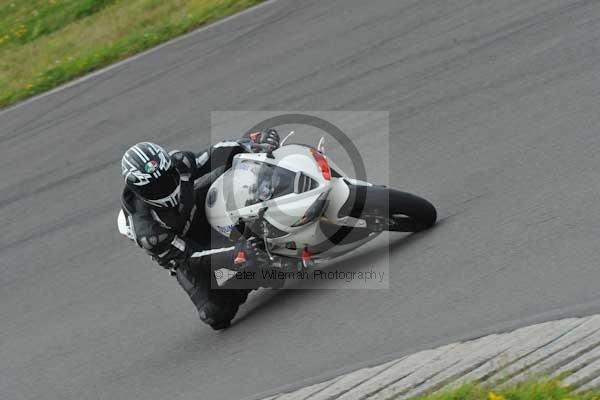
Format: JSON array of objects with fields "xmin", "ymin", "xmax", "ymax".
[
  {"xmin": 248, "ymin": 128, "xmax": 280, "ymax": 151},
  {"xmin": 151, "ymin": 243, "xmax": 190, "ymax": 270},
  {"xmin": 259, "ymin": 128, "xmax": 280, "ymax": 148}
]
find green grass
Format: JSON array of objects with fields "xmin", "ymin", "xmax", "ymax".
[
  {"xmin": 402, "ymin": 378, "xmax": 600, "ymax": 400},
  {"xmin": 0, "ymin": 0, "xmax": 264, "ymax": 108}
]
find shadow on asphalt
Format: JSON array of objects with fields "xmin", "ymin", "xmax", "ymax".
[
  {"xmin": 231, "ymin": 222, "xmax": 442, "ymax": 328},
  {"xmin": 113, "ymin": 223, "xmax": 443, "ymax": 379}
]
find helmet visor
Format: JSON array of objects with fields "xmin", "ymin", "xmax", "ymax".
[
  {"xmin": 144, "ymin": 183, "xmax": 181, "ymax": 208},
  {"xmin": 136, "ymin": 167, "xmax": 180, "ymax": 202}
]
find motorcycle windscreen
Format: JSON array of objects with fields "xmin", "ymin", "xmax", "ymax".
[{"xmin": 223, "ymin": 159, "xmax": 296, "ymax": 212}]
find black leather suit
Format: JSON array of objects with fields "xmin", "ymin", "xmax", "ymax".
[{"xmin": 121, "ymin": 140, "xmax": 251, "ymax": 330}]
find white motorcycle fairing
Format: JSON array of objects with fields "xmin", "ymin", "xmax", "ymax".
[{"xmin": 205, "ymin": 144, "xmax": 380, "ymax": 262}]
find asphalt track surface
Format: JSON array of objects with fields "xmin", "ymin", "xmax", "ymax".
[{"xmin": 2, "ymin": 1, "xmax": 600, "ymax": 399}]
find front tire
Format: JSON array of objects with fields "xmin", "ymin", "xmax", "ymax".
[
  {"xmin": 339, "ymin": 185, "xmax": 437, "ymax": 232},
  {"xmin": 384, "ymin": 189, "xmax": 437, "ymax": 232}
]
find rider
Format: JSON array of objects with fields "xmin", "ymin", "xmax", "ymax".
[{"xmin": 119, "ymin": 129, "xmax": 280, "ymax": 330}]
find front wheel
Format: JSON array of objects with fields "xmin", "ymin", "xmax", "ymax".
[
  {"xmin": 339, "ymin": 185, "xmax": 437, "ymax": 232},
  {"xmin": 384, "ymin": 189, "xmax": 437, "ymax": 232}
]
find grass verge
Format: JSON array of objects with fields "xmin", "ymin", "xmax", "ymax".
[
  {"xmin": 0, "ymin": 0, "xmax": 265, "ymax": 108},
  {"xmin": 404, "ymin": 377, "xmax": 600, "ymax": 400}
]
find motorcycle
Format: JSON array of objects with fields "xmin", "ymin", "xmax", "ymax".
[
  {"xmin": 116, "ymin": 133, "xmax": 436, "ymax": 277},
  {"xmin": 204, "ymin": 132, "xmax": 437, "ymax": 272}
]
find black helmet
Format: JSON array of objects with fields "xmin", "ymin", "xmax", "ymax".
[{"xmin": 121, "ymin": 142, "xmax": 180, "ymax": 208}]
